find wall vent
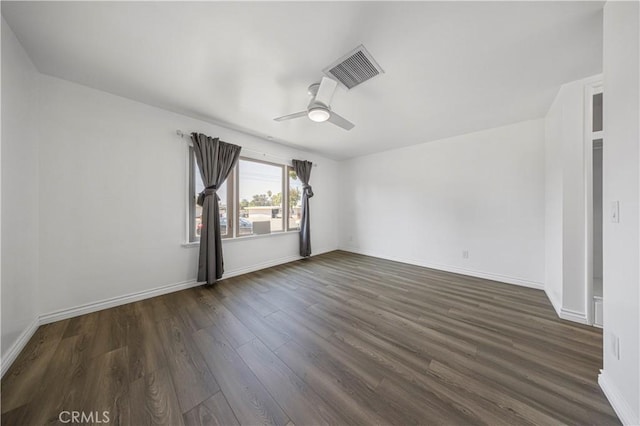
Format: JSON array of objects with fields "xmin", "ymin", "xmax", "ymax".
[{"xmin": 323, "ymin": 44, "xmax": 384, "ymax": 90}]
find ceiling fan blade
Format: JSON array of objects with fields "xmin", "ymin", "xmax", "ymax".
[
  {"xmin": 327, "ymin": 111, "xmax": 355, "ymax": 130},
  {"xmin": 314, "ymin": 77, "xmax": 338, "ymax": 107},
  {"xmin": 274, "ymin": 111, "xmax": 307, "ymax": 122}
]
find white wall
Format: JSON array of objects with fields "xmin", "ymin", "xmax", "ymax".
[
  {"xmin": 544, "ymin": 91, "xmax": 564, "ymax": 309},
  {"xmin": 543, "ymin": 75, "xmax": 602, "ymax": 322},
  {"xmin": 598, "ymin": 2, "xmax": 640, "ymax": 424},
  {"xmin": 338, "ymin": 119, "xmax": 545, "ymax": 288},
  {"xmin": 1, "ymin": 19, "xmax": 40, "ymax": 365},
  {"xmin": 559, "ymin": 80, "xmax": 588, "ymax": 316},
  {"xmin": 35, "ymin": 74, "xmax": 339, "ymax": 319}
]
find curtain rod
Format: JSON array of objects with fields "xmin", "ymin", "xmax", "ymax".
[{"xmin": 176, "ymin": 130, "xmax": 317, "ymax": 167}]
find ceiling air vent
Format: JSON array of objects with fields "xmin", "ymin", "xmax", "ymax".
[{"xmin": 323, "ymin": 44, "xmax": 384, "ymax": 90}]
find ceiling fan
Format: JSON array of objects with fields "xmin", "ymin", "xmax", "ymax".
[{"xmin": 274, "ymin": 77, "xmax": 355, "ymax": 130}]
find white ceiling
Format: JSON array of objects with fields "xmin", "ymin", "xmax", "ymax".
[{"xmin": 2, "ymin": 1, "xmax": 603, "ymax": 160}]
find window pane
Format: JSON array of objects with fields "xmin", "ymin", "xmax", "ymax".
[
  {"xmin": 218, "ymin": 181, "xmax": 228, "ymax": 237},
  {"xmin": 593, "ymin": 93, "xmax": 603, "ymax": 132},
  {"xmin": 194, "ymin": 167, "xmax": 204, "ymax": 239},
  {"xmin": 238, "ymin": 159, "xmax": 283, "ymax": 235},
  {"xmin": 288, "ymin": 168, "xmax": 303, "ymax": 230}
]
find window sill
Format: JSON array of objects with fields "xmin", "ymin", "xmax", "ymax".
[{"xmin": 182, "ymin": 230, "xmax": 299, "ymax": 248}]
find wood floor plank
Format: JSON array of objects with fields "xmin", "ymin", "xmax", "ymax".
[
  {"xmin": 146, "ymin": 294, "xmax": 176, "ymax": 322},
  {"xmin": 374, "ymin": 376, "xmax": 475, "ymax": 425},
  {"xmin": 237, "ymin": 338, "xmax": 348, "ymax": 425},
  {"xmin": 266, "ymin": 309, "xmax": 385, "ymax": 390},
  {"xmin": 129, "ymin": 367, "xmax": 184, "ymax": 426},
  {"xmin": 1, "ymin": 319, "xmax": 69, "ymax": 413},
  {"xmin": 278, "ymin": 305, "xmax": 336, "ymax": 339},
  {"xmin": 90, "ymin": 304, "xmax": 134, "ymax": 358},
  {"xmin": 215, "ymin": 292, "xmax": 292, "ymax": 351},
  {"xmin": 81, "ymin": 347, "xmax": 130, "ymax": 426},
  {"xmin": 128, "ymin": 301, "xmax": 168, "ymax": 381},
  {"xmin": 429, "ymin": 359, "xmax": 570, "ymax": 424},
  {"xmin": 182, "ymin": 391, "xmax": 239, "ymax": 426},
  {"xmin": 448, "ymin": 306, "xmax": 601, "ymax": 355},
  {"xmin": 16, "ymin": 333, "xmax": 94, "ymax": 426},
  {"xmin": 346, "ymin": 296, "xmax": 479, "ymax": 356},
  {"xmin": 156, "ymin": 315, "xmax": 220, "ymax": 414},
  {"xmin": 1, "ymin": 251, "xmax": 619, "ymax": 425},
  {"xmin": 193, "ymin": 325, "xmax": 290, "ymax": 426},
  {"xmin": 170, "ymin": 288, "xmax": 216, "ymax": 333},
  {"xmin": 194, "ymin": 289, "xmax": 256, "ymax": 348},
  {"xmin": 309, "ymin": 300, "xmax": 467, "ymax": 365},
  {"xmin": 328, "ymin": 330, "xmax": 533, "ymax": 426},
  {"xmin": 62, "ymin": 310, "xmax": 99, "ymax": 339},
  {"xmin": 250, "ymin": 286, "xmax": 314, "ymax": 313},
  {"xmin": 273, "ymin": 340, "xmax": 390, "ymax": 425},
  {"xmin": 222, "ymin": 279, "xmax": 280, "ymax": 317},
  {"xmin": 0, "ymin": 404, "xmax": 32, "ymax": 426},
  {"xmin": 474, "ymin": 346, "xmax": 615, "ymax": 421}
]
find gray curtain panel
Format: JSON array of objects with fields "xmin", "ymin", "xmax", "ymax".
[
  {"xmin": 292, "ymin": 159, "xmax": 314, "ymax": 257},
  {"xmin": 191, "ymin": 133, "xmax": 241, "ymax": 284}
]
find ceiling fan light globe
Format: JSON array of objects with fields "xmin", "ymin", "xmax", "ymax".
[{"xmin": 308, "ymin": 107, "xmax": 330, "ymax": 122}]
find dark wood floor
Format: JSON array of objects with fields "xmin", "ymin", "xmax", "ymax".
[{"xmin": 2, "ymin": 251, "xmax": 618, "ymax": 425}]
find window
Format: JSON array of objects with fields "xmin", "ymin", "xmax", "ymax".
[
  {"xmin": 188, "ymin": 147, "xmax": 233, "ymax": 242},
  {"xmin": 287, "ymin": 167, "xmax": 303, "ymax": 230},
  {"xmin": 237, "ymin": 158, "xmax": 284, "ymax": 236},
  {"xmin": 188, "ymin": 150, "xmax": 300, "ymax": 241}
]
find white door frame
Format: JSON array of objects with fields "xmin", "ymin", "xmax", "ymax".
[{"xmin": 583, "ymin": 76, "xmax": 603, "ymax": 326}]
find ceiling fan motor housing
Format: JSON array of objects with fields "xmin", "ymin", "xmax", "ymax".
[{"xmin": 307, "ymin": 82, "xmax": 321, "ymax": 97}]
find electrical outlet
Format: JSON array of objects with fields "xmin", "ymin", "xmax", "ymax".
[{"xmin": 462, "ymin": 250, "xmax": 469, "ymax": 259}]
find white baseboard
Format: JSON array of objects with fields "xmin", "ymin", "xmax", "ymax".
[
  {"xmin": 1, "ymin": 316, "xmax": 39, "ymax": 378},
  {"xmin": 338, "ymin": 246, "xmax": 544, "ymax": 290},
  {"xmin": 543, "ymin": 288, "xmax": 590, "ymax": 325},
  {"xmin": 559, "ymin": 307, "xmax": 589, "ymax": 325},
  {"xmin": 599, "ymin": 371, "xmax": 638, "ymax": 425}
]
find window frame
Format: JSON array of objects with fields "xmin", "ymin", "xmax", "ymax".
[
  {"xmin": 188, "ymin": 146, "xmax": 234, "ymax": 243},
  {"xmin": 187, "ymin": 148, "xmax": 302, "ymax": 243},
  {"xmin": 236, "ymin": 157, "xmax": 286, "ymax": 238}
]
